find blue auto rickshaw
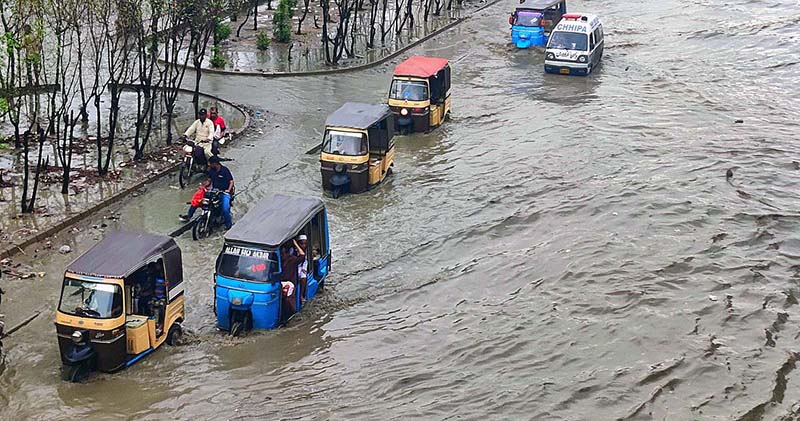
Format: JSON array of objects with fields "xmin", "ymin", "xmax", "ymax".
[
  {"xmin": 509, "ymin": 0, "xmax": 567, "ymax": 48},
  {"xmin": 214, "ymin": 194, "xmax": 331, "ymax": 336}
]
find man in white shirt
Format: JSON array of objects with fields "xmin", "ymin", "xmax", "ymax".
[
  {"xmin": 184, "ymin": 108, "xmax": 216, "ymax": 159},
  {"xmin": 293, "ymin": 235, "xmax": 309, "ymax": 303}
]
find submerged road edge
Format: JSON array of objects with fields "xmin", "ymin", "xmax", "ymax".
[{"xmin": 0, "ymin": 89, "xmax": 252, "ymax": 260}]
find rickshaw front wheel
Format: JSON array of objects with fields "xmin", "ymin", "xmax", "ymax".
[
  {"xmin": 230, "ymin": 321, "xmax": 244, "ymax": 337},
  {"xmin": 62, "ymin": 362, "xmax": 90, "ymax": 383}
]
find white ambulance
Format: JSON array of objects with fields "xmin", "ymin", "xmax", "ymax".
[{"xmin": 544, "ymin": 13, "xmax": 604, "ymax": 76}]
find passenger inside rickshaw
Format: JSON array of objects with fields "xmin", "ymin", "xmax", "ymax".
[{"xmin": 125, "ymin": 260, "xmax": 166, "ymax": 328}]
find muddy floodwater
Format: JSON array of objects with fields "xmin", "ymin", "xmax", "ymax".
[{"xmin": 2, "ymin": 0, "xmax": 800, "ymax": 419}]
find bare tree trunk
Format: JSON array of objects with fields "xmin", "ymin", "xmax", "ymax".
[
  {"xmin": 297, "ymin": 0, "xmax": 311, "ymax": 34},
  {"xmin": 254, "ymin": 0, "xmax": 260, "ymax": 29}
]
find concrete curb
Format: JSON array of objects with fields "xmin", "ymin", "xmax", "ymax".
[
  {"xmin": 159, "ymin": 0, "xmax": 503, "ymax": 78},
  {"xmin": 0, "ymin": 88, "xmax": 252, "ymax": 260}
]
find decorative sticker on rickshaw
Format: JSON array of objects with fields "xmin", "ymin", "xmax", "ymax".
[
  {"xmin": 249, "ymin": 262, "xmax": 267, "ymax": 273},
  {"xmin": 224, "ymin": 246, "xmax": 272, "ymax": 260}
]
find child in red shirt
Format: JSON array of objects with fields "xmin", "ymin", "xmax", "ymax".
[{"xmin": 179, "ymin": 177, "xmax": 211, "ymax": 222}]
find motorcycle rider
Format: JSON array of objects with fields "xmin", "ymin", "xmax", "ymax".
[
  {"xmin": 207, "ymin": 156, "xmax": 234, "ymax": 230},
  {"xmin": 184, "ymin": 108, "xmax": 216, "ymax": 161}
]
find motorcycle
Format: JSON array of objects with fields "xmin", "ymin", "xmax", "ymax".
[
  {"xmin": 178, "ymin": 135, "xmax": 228, "ymax": 188},
  {"xmin": 192, "ymin": 189, "xmax": 227, "ymax": 240}
]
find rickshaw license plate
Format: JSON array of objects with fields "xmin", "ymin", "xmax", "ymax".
[{"xmin": 560, "ymin": 68, "xmax": 570, "ymax": 74}]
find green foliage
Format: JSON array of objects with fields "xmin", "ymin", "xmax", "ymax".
[
  {"xmin": 214, "ymin": 22, "xmax": 232, "ymax": 45},
  {"xmin": 272, "ymin": 0, "xmax": 296, "ymax": 43},
  {"xmin": 210, "ymin": 45, "xmax": 227, "ymax": 68},
  {"xmin": 0, "ymin": 98, "xmax": 8, "ymax": 114},
  {"xmin": 256, "ymin": 31, "xmax": 271, "ymax": 50}
]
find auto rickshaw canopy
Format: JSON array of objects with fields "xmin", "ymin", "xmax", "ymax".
[
  {"xmin": 66, "ymin": 231, "xmax": 179, "ymax": 279},
  {"xmin": 516, "ymin": 0, "xmax": 564, "ymax": 10},
  {"xmin": 393, "ymin": 56, "xmax": 450, "ymax": 78},
  {"xmin": 325, "ymin": 102, "xmax": 392, "ymax": 131},
  {"xmin": 224, "ymin": 194, "xmax": 325, "ymax": 249}
]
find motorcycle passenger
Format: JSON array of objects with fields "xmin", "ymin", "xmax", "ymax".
[
  {"xmin": 210, "ymin": 107, "xmax": 226, "ymax": 140},
  {"xmin": 179, "ymin": 176, "xmax": 211, "ymax": 222},
  {"xmin": 207, "ymin": 156, "xmax": 234, "ymax": 230},
  {"xmin": 184, "ymin": 108, "xmax": 215, "ymax": 161}
]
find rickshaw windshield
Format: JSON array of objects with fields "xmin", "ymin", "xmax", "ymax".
[
  {"xmin": 389, "ymin": 80, "xmax": 429, "ymax": 101},
  {"xmin": 58, "ymin": 278, "xmax": 123, "ymax": 319},
  {"xmin": 322, "ymin": 130, "xmax": 367, "ymax": 156},
  {"xmin": 548, "ymin": 31, "xmax": 588, "ymax": 51},
  {"xmin": 515, "ymin": 11, "xmax": 542, "ymax": 27},
  {"xmin": 218, "ymin": 247, "xmax": 278, "ymax": 283}
]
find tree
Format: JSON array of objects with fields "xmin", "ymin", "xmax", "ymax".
[
  {"xmin": 161, "ymin": 0, "xmax": 193, "ymax": 145},
  {"xmin": 44, "ymin": 0, "xmax": 83, "ymax": 193},
  {"xmin": 130, "ymin": 0, "xmax": 166, "ymax": 160}
]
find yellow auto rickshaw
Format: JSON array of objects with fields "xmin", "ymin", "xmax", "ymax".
[
  {"xmin": 320, "ymin": 102, "xmax": 395, "ymax": 197},
  {"xmin": 388, "ymin": 56, "xmax": 451, "ymax": 133},
  {"xmin": 55, "ymin": 231, "xmax": 185, "ymax": 382}
]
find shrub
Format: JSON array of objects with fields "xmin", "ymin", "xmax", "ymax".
[
  {"xmin": 272, "ymin": 0, "xmax": 294, "ymax": 43},
  {"xmin": 214, "ymin": 22, "xmax": 232, "ymax": 45},
  {"xmin": 210, "ymin": 46, "xmax": 227, "ymax": 68},
  {"xmin": 256, "ymin": 31, "xmax": 271, "ymax": 50}
]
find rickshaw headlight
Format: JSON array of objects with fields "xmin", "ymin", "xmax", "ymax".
[
  {"xmin": 71, "ymin": 330, "xmax": 84, "ymax": 344},
  {"xmin": 182, "ymin": 145, "xmax": 194, "ymax": 154},
  {"xmin": 578, "ymin": 55, "xmax": 587, "ymax": 63},
  {"xmin": 400, "ymin": 108, "xmax": 409, "ymax": 116},
  {"xmin": 546, "ymin": 52, "xmax": 555, "ymax": 60},
  {"xmin": 231, "ymin": 298, "xmax": 242, "ymax": 306}
]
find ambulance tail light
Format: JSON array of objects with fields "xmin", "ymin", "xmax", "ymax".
[{"xmin": 562, "ymin": 14, "xmax": 581, "ymax": 20}]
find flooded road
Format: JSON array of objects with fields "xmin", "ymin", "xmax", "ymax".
[{"xmin": 3, "ymin": 0, "xmax": 800, "ymax": 419}]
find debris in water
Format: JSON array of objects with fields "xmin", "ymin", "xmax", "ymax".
[
  {"xmin": 59, "ymin": 245, "xmax": 72, "ymax": 254},
  {"xmin": 734, "ymin": 119, "xmax": 743, "ymax": 124},
  {"xmin": 708, "ymin": 295, "xmax": 718, "ymax": 302},
  {"xmin": 726, "ymin": 168, "xmax": 733, "ymax": 179}
]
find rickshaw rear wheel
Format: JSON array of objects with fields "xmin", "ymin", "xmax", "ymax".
[
  {"xmin": 332, "ymin": 187, "xmax": 342, "ymax": 199},
  {"xmin": 166, "ymin": 323, "xmax": 183, "ymax": 346}
]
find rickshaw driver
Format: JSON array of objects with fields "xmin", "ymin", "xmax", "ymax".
[{"xmin": 207, "ymin": 156, "xmax": 234, "ymax": 230}]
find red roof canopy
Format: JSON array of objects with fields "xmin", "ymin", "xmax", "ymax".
[{"xmin": 393, "ymin": 56, "xmax": 449, "ymax": 78}]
